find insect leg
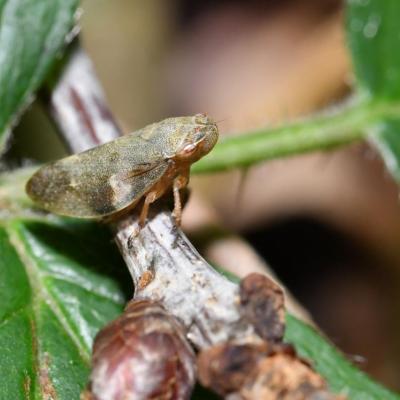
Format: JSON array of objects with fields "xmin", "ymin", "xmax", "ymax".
[
  {"xmin": 139, "ymin": 191, "xmax": 158, "ymax": 228},
  {"xmin": 127, "ymin": 191, "xmax": 158, "ymax": 248},
  {"xmin": 172, "ymin": 182, "xmax": 182, "ymax": 226},
  {"xmin": 172, "ymin": 174, "xmax": 188, "ymax": 226}
]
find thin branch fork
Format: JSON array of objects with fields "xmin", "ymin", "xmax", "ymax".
[
  {"xmin": 47, "ymin": 46, "xmax": 259, "ymax": 349},
  {"xmin": 45, "ymin": 45, "xmax": 343, "ymax": 400}
]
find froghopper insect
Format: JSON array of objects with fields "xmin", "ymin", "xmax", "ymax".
[{"xmin": 26, "ymin": 114, "xmax": 218, "ymax": 227}]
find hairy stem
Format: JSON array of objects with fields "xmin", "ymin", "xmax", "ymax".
[{"xmin": 193, "ymin": 99, "xmax": 398, "ymax": 173}]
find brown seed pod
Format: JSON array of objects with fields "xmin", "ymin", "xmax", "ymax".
[
  {"xmin": 239, "ymin": 273, "xmax": 285, "ymax": 343},
  {"xmin": 85, "ymin": 299, "xmax": 196, "ymax": 400}
]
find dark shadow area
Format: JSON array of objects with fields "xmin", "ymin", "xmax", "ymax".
[
  {"xmin": 175, "ymin": 0, "xmax": 341, "ymax": 28},
  {"xmin": 22, "ymin": 220, "xmax": 132, "ymax": 300},
  {"xmin": 3, "ymin": 102, "xmax": 67, "ymax": 167}
]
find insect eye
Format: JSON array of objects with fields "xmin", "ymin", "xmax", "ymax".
[{"xmin": 182, "ymin": 143, "xmax": 197, "ymax": 155}]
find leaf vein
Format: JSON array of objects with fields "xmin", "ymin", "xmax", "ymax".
[{"xmin": 7, "ymin": 224, "xmax": 91, "ymax": 365}]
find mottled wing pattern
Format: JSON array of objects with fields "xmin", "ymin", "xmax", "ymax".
[{"xmin": 26, "ymin": 132, "xmax": 169, "ymax": 218}]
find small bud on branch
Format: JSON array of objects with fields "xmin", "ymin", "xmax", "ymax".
[{"xmin": 86, "ymin": 300, "xmax": 196, "ymax": 400}]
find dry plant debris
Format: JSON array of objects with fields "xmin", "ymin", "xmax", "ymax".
[{"xmin": 197, "ymin": 274, "xmax": 344, "ymax": 400}]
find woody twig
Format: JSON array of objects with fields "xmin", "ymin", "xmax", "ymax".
[{"xmin": 45, "ymin": 44, "xmax": 258, "ymax": 349}]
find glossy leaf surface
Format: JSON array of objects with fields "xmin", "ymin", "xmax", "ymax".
[
  {"xmin": 347, "ymin": 0, "xmax": 400, "ymax": 182},
  {"xmin": 347, "ymin": 0, "xmax": 400, "ymax": 99}
]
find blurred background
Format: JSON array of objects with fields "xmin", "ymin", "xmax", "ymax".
[{"xmin": 10, "ymin": 0, "xmax": 400, "ymax": 390}]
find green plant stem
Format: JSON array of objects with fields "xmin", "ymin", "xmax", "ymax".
[{"xmin": 193, "ymin": 100, "xmax": 400, "ymax": 174}]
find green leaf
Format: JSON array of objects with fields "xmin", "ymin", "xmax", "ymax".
[
  {"xmin": 0, "ymin": 169, "xmax": 129, "ymax": 399},
  {"xmin": 0, "ymin": 0, "xmax": 79, "ymax": 154},
  {"xmin": 346, "ymin": 0, "xmax": 400, "ymax": 182},
  {"xmin": 286, "ymin": 314, "xmax": 399, "ymax": 400},
  {"xmin": 0, "ymin": 220, "xmax": 128, "ymax": 399},
  {"xmin": 346, "ymin": 0, "xmax": 400, "ymax": 100}
]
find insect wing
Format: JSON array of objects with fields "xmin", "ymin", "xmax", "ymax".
[
  {"xmin": 106, "ymin": 161, "xmax": 168, "ymax": 215},
  {"xmin": 26, "ymin": 134, "xmax": 169, "ymax": 218}
]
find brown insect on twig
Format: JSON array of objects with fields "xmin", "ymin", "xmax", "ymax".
[{"xmin": 26, "ymin": 115, "xmax": 218, "ymax": 230}]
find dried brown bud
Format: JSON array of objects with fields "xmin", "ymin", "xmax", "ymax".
[
  {"xmin": 86, "ymin": 299, "xmax": 196, "ymax": 400},
  {"xmin": 240, "ymin": 273, "xmax": 285, "ymax": 343},
  {"xmin": 240, "ymin": 351, "xmax": 344, "ymax": 400},
  {"xmin": 197, "ymin": 342, "xmax": 269, "ymax": 395},
  {"xmin": 198, "ymin": 342, "xmax": 344, "ymax": 400}
]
